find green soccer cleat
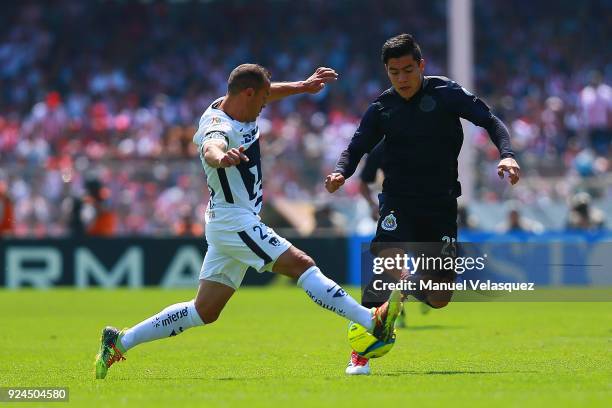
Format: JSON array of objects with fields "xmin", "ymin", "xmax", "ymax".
[
  {"xmin": 94, "ymin": 326, "xmax": 127, "ymax": 379},
  {"xmin": 371, "ymin": 289, "xmax": 403, "ymax": 342}
]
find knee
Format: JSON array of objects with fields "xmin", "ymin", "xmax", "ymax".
[
  {"xmin": 274, "ymin": 246, "xmax": 317, "ymax": 279},
  {"xmin": 293, "ymin": 251, "xmax": 316, "ymax": 275},
  {"xmin": 425, "ymin": 283, "xmax": 453, "ymax": 309},
  {"xmin": 194, "ymin": 300, "xmax": 221, "ymax": 324},
  {"xmin": 427, "ymin": 299, "xmax": 450, "ymax": 309},
  {"xmin": 298, "ymin": 254, "xmax": 316, "ymax": 275}
]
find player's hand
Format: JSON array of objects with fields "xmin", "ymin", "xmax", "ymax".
[
  {"xmin": 497, "ymin": 157, "xmax": 520, "ymax": 185},
  {"xmin": 325, "ymin": 173, "xmax": 345, "ymax": 193},
  {"xmin": 303, "ymin": 67, "xmax": 338, "ymax": 94},
  {"xmin": 219, "ymin": 146, "xmax": 249, "ymax": 168}
]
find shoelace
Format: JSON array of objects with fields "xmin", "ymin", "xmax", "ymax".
[{"xmin": 106, "ymin": 343, "xmax": 126, "ymax": 367}]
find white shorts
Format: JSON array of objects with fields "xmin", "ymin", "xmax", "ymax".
[{"xmin": 200, "ymin": 221, "xmax": 292, "ymax": 289}]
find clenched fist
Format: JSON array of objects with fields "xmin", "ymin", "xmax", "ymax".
[
  {"xmin": 325, "ymin": 173, "xmax": 345, "ymax": 193},
  {"xmin": 497, "ymin": 157, "xmax": 520, "ymax": 185}
]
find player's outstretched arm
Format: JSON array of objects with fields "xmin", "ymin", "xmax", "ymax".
[
  {"xmin": 441, "ymin": 80, "xmax": 520, "ymax": 186},
  {"xmin": 204, "ymin": 140, "xmax": 249, "ymax": 168},
  {"xmin": 268, "ymin": 67, "xmax": 338, "ymax": 102},
  {"xmin": 325, "ymin": 172, "xmax": 345, "ymax": 193}
]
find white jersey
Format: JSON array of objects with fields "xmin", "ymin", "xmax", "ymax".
[{"xmin": 193, "ymin": 97, "xmax": 263, "ymax": 231}]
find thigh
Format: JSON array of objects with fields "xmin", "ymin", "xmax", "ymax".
[
  {"xmin": 371, "ymin": 196, "xmax": 458, "ymax": 259},
  {"xmin": 225, "ymin": 222, "xmax": 292, "ymax": 272},
  {"xmin": 371, "ymin": 204, "xmax": 418, "ymax": 260},
  {"xmin": 416, "ymin": 211, "xmax": 458, "ymax": 243},
  {"xmin": 413, "ymin": 209, "xmax": 459, "ymax": 307},
  {"xmin": 374, "ymin": 196, "xmax": 457, "ymax": 241},
  {"xmin": 373, "ymin": 199, "xmax": 458, "ymax": 306},
  {"xmin": 200, "ymin": 243, "xmax": 249, "ymax": 290},
  {"xmin": 373, "ymin": 207, "xmax": 418, "ymax": 244}
]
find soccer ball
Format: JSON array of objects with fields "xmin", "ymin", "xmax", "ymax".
[{"xmin": 347, "ymin": 321, "xmax": 395, "ymax": 359}]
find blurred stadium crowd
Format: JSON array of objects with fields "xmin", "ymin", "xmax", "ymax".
[{"xmin": 0, "ymin": 0, "xmax": 610, "ymax": 237}]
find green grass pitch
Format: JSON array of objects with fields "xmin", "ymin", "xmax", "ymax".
[{"xmin": 1, "ymin": 286, "xmax": 610, "ymax": 407}]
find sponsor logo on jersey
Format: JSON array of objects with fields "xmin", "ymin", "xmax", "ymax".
[
  {"xmin": 381, "ymin": 213, "xmax": 398, "ymax": 231},
  {"xmin": 268, "ymin": 236, "xmax": 281, "ymax": 247},
  {"xmin": 211, "ymin": 117, "xmax": 221, "ymax": 124}
]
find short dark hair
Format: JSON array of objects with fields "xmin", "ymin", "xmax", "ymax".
[
  {"xmin": 227, "ymin": 64, "xmax": 271, "ymax": 95},
  {"xmin": 381, "ymin": 34, "xmax": 422, "ymax": 64}
]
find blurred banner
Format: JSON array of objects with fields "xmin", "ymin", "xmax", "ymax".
[
  {"xmin": 0, "ymin": 237, "xmax": 347, "ymax": 288},
  {"xmin": 3, "ymin": 233, "xmax": 611, "ymax": 291}
]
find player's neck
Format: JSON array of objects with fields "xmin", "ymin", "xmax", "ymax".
[{"xmin": 219, "ymin": 96, "xmax": 251, "ymax": 123}]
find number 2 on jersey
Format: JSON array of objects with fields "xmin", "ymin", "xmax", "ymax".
[
  {"xmin": 237, "ymin": 141, "xmax": 263, "ymax": 206},
  {"xmin": 253, "ymin": 224, "xmax": 268, "ymax": 240}
]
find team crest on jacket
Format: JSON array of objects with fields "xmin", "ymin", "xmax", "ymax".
[
  {"xmin": 419, "ymin": 95, "xmax": 436, "ymax": 112},
  {"xmin": 381, "ymin": 213, "xmax": 397, "ymax": 231}
]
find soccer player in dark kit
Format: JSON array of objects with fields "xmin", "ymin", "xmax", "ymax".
[{"xmin": 325, "ymin": 33, "xmax": 521, "ymax": 375}]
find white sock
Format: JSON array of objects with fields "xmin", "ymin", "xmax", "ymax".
[
  {"xmin": 120, "ymin": 300, "xmax": 204, "ymax": 351},
  {"xmin": 297, "ymin": 266, "xmax": 373, "ymax": 331}
]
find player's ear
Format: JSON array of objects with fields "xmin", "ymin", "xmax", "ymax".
[
  {"xmin": 244, "ymin": 88, "xmax": 255, "ymax": 97},
  {"xmin": 418, "ymin": 58, "xmax": 426, "ymax": 72},
  {"xmin": 384, "ymin": 64, "xmax": 391, "ymax": 76}
]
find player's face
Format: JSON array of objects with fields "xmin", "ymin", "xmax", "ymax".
[
  {"xmin": 385, "ymin": 55, "xmax": 425, "ymax": 100},
  {"xmin": 247, "ymin": 81, "xmax": 271, "ymax": 121}
]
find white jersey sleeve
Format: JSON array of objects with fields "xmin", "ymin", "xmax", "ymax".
[{"xmin": 193, "ymin": 108, "xmax": 232, "ymax": 150}]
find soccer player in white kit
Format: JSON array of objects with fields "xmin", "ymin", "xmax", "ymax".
[{"xmin": 95, "ymin": 64, "xmax": 402, "ymax": 379}]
